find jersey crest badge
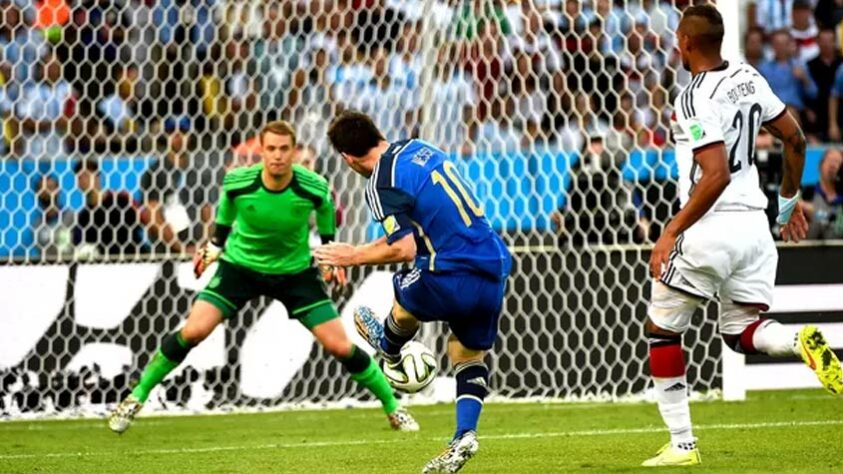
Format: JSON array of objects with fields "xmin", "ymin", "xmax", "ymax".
[{"xmin": 689, "ymin": 122, "xmax": 706, "ymax": 141}]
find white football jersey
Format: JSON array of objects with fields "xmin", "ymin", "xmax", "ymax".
[{"xmin": 671, "ymin": 61, "xmax": 786, "ymax": 212}]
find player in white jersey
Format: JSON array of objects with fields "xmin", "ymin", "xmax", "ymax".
[{"xmin": 642, "ymin": 5, "xmax": 842, "ymax": 467}]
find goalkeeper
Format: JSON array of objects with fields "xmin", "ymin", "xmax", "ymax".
[{"xmin": 109, "ymin": 121, "xmax": 418, "ymax": 433}]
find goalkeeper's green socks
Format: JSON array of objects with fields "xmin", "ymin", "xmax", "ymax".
[
  {"xmin": 340, "ymin": 345, "xmax": 399, "ymax": 414},
  {"xmin": 131, "ymin": 332, "xmax": 194, "ymax": 403}
]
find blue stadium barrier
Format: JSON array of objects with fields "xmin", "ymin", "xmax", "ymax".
[
  {"xmin": 620, "ymin": 147, "xmax": 825, "ymax": 186},
  {"xmin": 802, "ymin": 148, "xmax": 823, "ymax": 187},
  {"xmin": 0, "ymin": 157, "xmax": 156, "ymax": 258},
  {"xmin": 1, "ymin": 147, "xmax": 832, "ymax": 256},
  {"xmin": 621, "ymin": 149, "xmax": 678, "ymax": 181}
]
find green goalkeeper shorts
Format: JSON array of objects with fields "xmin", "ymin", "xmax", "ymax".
[{"xmin": 197, "ymin": 260, "xmax": 337, "ymax": 329}]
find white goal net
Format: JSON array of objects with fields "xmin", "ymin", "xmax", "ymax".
[{"xmin": 0, "ymin": 0, "xmax": 730, "ymax": 417}]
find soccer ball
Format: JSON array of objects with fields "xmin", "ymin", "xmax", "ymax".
[{"xmin": 382, "ymin": 341, "xmax": 438, "ymax": 393}]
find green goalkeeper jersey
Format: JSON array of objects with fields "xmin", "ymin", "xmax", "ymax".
[{"xmin": 215, "ymin": 163, "xmax": 336, "ymax": 275}]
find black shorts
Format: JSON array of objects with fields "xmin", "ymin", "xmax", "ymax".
[{"xmin": 197, "ymin": 259, "xmax": 337, "ymax": 329}]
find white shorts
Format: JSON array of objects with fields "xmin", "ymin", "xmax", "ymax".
[{"xmin": 660, "ymin": 210, "xmax": 778, "ymax": 310}]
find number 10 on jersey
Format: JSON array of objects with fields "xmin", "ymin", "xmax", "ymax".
[{"xmin": 431, "ymin": 162, "xmax": 485, "ymax": 227}]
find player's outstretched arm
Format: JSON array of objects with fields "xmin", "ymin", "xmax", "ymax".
[
  {"xmin": 314, "ymin": 233, "xmax": 417, "ymax": 268},
  {"xmin": 649, "ymin": 143, "xmax": 731, "ymax": 279},
  {"xmin": 763, "ymin": 110, "xmax": 809, "ymax": 242},
  {"xmin": 194, "ymin": 185, "xmax": 236, "ymax": 278}
]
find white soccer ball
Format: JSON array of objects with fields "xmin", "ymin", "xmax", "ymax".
[{"xmin": 382, "ymin": 341, "xmax": 438, "ymax": 393}]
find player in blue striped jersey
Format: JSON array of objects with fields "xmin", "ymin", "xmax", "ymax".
[{"xmin": 316, "ymin": 111, "xmax": 511, "ymax": 473}]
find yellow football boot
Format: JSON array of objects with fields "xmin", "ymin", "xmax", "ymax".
[{"xmin": 798, "ymin": 326, "xmax": 843, "ymax": 395}]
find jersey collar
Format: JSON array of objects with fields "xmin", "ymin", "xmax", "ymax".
[
  {"xmin": 260, "ymin": 171, "xmax": 294, "ymax": 194},
  {"xmin": 693, "ymin": 60, "xmax": 729, "ymax": 78}
]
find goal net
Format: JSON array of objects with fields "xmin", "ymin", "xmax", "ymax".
[{"xmin": 0, "ymin": 0, "xmax": 726, "ymax": 417}]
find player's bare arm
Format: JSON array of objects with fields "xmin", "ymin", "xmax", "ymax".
[
  {"xmin": 650, "ymin": 142, "xmax": 730, "ymax": 279},
  {"xmin": 763, "ymin": 111, "xmax": 810, "ymax": 242},
  {"xmin": 315, "ymin": 233, "xmax": 417, "ymax": 267}
]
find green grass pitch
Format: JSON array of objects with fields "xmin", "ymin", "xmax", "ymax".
[{"xmin": 1, "ymin": 389, "xmax": 841, "ymax": 473}]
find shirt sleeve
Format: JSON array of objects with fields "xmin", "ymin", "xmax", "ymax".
[
  {"xmin": 215, "ymin": 190, "xmax": 236, "ymax": 226},
  {"xmin": 316, "ymin": 187, "xmax": 337, "ymax": 240},
  {"xmin": 366, "ymin": 180, "xmax": 415, "ymax": 244},
  {"xmin": 676, "ymin": 89, "xmax": 725, "ymax": 151}
]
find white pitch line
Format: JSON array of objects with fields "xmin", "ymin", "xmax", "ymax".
[{"xmin": 1, "ymin": 419, "xmax": 841, "ymax": 461}]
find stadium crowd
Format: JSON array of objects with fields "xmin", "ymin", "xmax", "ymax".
[{"xmin": 0, "ymin": 0, "xmax": 841, "ymax": 260}]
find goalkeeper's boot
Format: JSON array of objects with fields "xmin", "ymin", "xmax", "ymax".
[
  {"xmin": 108, "ymin": 394, "xmax": 143, "ymax": 434},
  {"xmin": 423, "ymin": 431, "xmax": 479, "ymax": 474},
  {"xmin": 642, "ymin": 441, "xmax": 701, "ymax": 467},
  {"xmin": 388, "ymin": 407, "xmax": 420, "ymax": 432},
  {"xmin": 798, "ymin": 325, "xmax": 843, "ymax": 395},
  {"xmin": 354, "ymin": 306, "xmax": 386, "ymax": 354}
]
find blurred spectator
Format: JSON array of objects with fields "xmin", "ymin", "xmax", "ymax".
[
  {"xmin": 510, "ymin": 48, "xmax": 547, "ymax": 147},
  {"xmin": 252, "ymin": 1, "xmax": 301, "ymax": 112},
  {"xmin": 814, "ymin": 0, "xmax": 843, "ymax": 29},
  {"xmin": 0, "ymin": 2, "xmax": 47, "ymax": 99},
  {"xmin": 806, "ymin": 29, "xmax": 841, "ymax": 142},
  {"xmin": 153, "ymin": 0, "xmax": 217, "ymax": 53},
  {"xmin": 58, "ymin": 3, "xmax": 128, "ymax": 120},
  {"xmin": 749, "ymin": 0, "xmax": 816, "ymax": 35},
  {"xmin": 551, "ymin": 137, "xmax": 644, "ymax": 245},
  {"xmin": 139, "ymin": 117, "xmax": 217, "ymax": 254},
  {"xmin": 15, "ymin": 52, "xmax": 75, "ymax": 161},
  {"xmin": 608, "ymin": 93, "xmax": 650, "ymax": 152},
  {"xmin": 792, "ymin": 0, "xmax": 820, "ymax": 61},
  {"xmin": 390, "ymin": 21, "xmax": 421, "ymax": 89},
  {"xmin": 453, "ymin": 0, "xmax": 512, "ymax": 40},
  {"xmin": 619, "ymin": 18, "xmax": 664, "ymax": 107},
  {"xmin": 349, "ymin": 46, "xmax": 417, "ymax": 140},
  {"xmin": 759, "ymin": 30, "xmax": 818, "ymax": 122},
  {"xmin": 802, "ymin": 148, "xmax": 843, "ymax": 239},
  {"xmin": 573, "ymin": 92, "xmax": 610, "ymax": 145},
  {"xmin": 588, "ymin": 0, "xmax": 629, "ymax": 54},
  {"xmin": 556, "ymin": 0, "xmax": 589, "ymax": 39},
  {"xmin": 73, "ymin": 160, "xmax": 142, "ymax": 257},
  {"xmin": 472, "ymin": 97, "xmax": 521, "ymax": 155},
  {"xmin": 565, "ymin": 18, "xmax": 624, "ymax": 117},
  {"xmin": 98, "ymin": 65, "xmax": 140, "ymax": 136},
  {"xmin": 428, "ymin": 45, "xmax": 476, "ymax": 154},
  {"xmin": 295, "ymin": 143, "xmax": 318, "ymax": 172},
  {"xmin": 31, "ymin": 174, "xmax": 73, "ymax": 259},
  {"xmin": 464, "ymin": 20, "xmax": 510, "ymax": 123},
  {"xmin": 328, "ymin": 31, "xmax": 373, "ymax": 109},
  {"xmin": 744, "ymin": 27, "xmax": 767, "ymax": 69},
  {"xmin": 510, "ymin": 6, "xmax": 562, "ymax": 74},
  {"xmin": 352, "ymin": 0, "xmax": 405, "ymax": 51},
  {"xmin": 631, "ymin": 0, "xmax": 680, "ymax": 53},
  {"xmin": 827, "ymin": 60, "xmax": 843, "ymax": 141},
  {"xmin": 285, "ymin": 43, "xmax": 337, "ymax": 153}
]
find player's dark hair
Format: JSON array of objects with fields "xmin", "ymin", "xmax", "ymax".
[
  {"xmin": 327, "ymin": 110, "xmax": 385, "ymax": 158},
  {"xmin": 260, "ymin": 120, "xmax": 297, "ymax": 146},
  {"xmin": 682, "ymin": 4, "xmax": 724, "ymax": 51}
]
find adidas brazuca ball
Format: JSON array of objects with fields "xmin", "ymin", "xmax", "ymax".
[{"xmin": 382, "ymin": 341, "xmax": 438, "ymax": 393}]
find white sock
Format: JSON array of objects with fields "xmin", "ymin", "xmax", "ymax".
[
  {"xmin": 753, "ymin": 320, "xmax": 799, "ymax": 357},
  {"xmin": 653, "ymin": 376, "xmax": 695, "ymax": 449}
]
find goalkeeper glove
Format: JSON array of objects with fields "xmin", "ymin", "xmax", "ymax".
[
  {"xmin": 776, "ymin": 192, "xmax": 801, "ymax": 225},
  {"xmin": 193, "ymin": 242, "xmax": 222, "ymax": 278}
]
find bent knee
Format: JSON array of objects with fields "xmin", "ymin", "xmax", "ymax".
[
  {"xmin": 647, "ymin": 282, "xmax": 702, "ymax": 335},
  {"xmin": 181, "ymin": 301, "xmax": 224, "ymax": 344},
  {"xmin": 323, "ymin": 337, "xmax": 354, "ymax": 359}
]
